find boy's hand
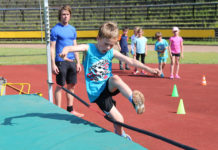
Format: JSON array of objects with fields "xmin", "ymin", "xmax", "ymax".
[
  {"xmin": 152, "ymin": 68, "xmax": 161, "ymax": 77},
  {"xmin": 59, "ymin": 48, "xmax": 68, "ymax": 58}
]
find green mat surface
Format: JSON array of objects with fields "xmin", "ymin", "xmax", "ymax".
[{"xmin": 0, "ymin": 94, "xmax": 147, "ymax": 150}]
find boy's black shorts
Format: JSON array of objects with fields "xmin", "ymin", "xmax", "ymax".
[
  {"xmin": 172, "ymin": 53, "xmax": 181, "ymax": 57},
  {"xmin": 94, "ymin": 79, "xmax": 120, "ymax": 114},
  {"xmin": 55, "ymin": 61, "xmax": 77, "ymax": 86}
]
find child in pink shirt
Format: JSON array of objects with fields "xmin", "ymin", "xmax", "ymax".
[{"xmin": 169, "ymin": 27, "xmax": 183, "ymax": 79}]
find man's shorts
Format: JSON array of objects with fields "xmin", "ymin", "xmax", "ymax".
[
  {"xmin": 94, "ymin": 79, "xmax": 120, "ymax": 114},
  {"xmin": 55, "ymin": 61, "xmax": 77, "ymax": 86},
  {"xmin": 158, "ymin": 57, "xmax": 167, "ymax": 63},
  {"xmin": 172, "ymin": 53, "xmax": 181, "ymax": 57}
]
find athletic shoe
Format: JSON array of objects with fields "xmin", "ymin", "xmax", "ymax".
[
  {"xmin": 132, "ymin": 90, "xmax": 145, "ymax": 114},
  {"xmin": 175, "ymin": 74, "xmax": 181, "ymax": 79},
  {"xmin": 141, "ymin": 70, "xmax": 147, "ymax": 75},
  {"xmin": 125, "ymin": 67, "xmax": 130, "ymax": 70},
  {"xmin": 71, "ymin": 111, "xmax": 84, "ymax": 118},
  {"xmin": 120, "ymin": 67, "xmax": 124, "ymax": 70},
  {"xmin": 120, "ymin": 130, "xmax": 132, "ymax": 141},
  {"xmin": 160, "ymin": 72, "xmax": 164, "ymax": 78},
  {"xmin": 170, "ymin": 74, "xmax": 174, "ymax": 79},
  {"xmin": 133, "ymin": 70, "xmax": 139, "ymax": 75},
  {"xmin": 122, "ymin": 133, "xmax": 132, "ymax": 141},
  {"xmin": 131, "ymin": 49, "xmax": 134, "ymax": 55}
]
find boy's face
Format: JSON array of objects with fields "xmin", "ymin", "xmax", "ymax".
[
  {"xmin": 156, "ymin": 36, "xmax": 162, "ymax": 41},
  {"xmin": 123, "ymin": 30, "xmax": 128, "ymax": 35},
  {"xmin": 60, "ymin": 10, "xmax": 71, "ymax": 25},
  {"xmin": 97, "ymin": 37, "xmax": 117, "ymax": 54}
]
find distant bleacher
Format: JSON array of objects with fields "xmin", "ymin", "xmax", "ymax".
[{"xmin": 0, "ymin": 0, "xmax": 218, "ymax": 39}]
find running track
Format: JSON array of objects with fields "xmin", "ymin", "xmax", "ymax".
[{"xmin": 1, "ymin": 64, "xmax": 218, "ymax": 150}]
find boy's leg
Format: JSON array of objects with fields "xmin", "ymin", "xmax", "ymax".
[
  {"xmin": 119, "ymin": 52, "xmax": 124, "ymax": 70},
  {"xmin": 109, "ymin": 105, "xmax": 124, "ymax": 135},
  {"xmin": 158, "ymin": 58, "xmax": 164, "ymax": 78},
  {"xmin": 55, "ymin": 85, "xmax": 62, "ymax": 107},
  {"xmin": 66, "ymin": 62, "xmax": 84, "ymax": 117},
  {"xmin": 109, "ymin": 105, "xmax": 132, "ymax": 140},
  {"xmin": 125, "ymin": 52, "xmax": 130, "ymax": 70},
  {"xmin": 66, "ymin": 83, "xmax": 84, "ymax": 117},
  {"xmin": 159, "ymin": 62, "xmax": 164, "ymax": 78},
  {"xmin": 108, "ymin": 75, "xmax": 145, "ymax": 114},
  {"xmin": 119, "ymin": 60, "xmax": 124, "ymax": 70}
]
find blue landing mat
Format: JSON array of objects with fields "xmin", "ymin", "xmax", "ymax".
[{"xmin": 0, "ymin": 94, "xmax": 147, "ymax": 150}]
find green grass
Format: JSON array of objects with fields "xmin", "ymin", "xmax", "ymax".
[
  {"xmin": 0, "ymin": 47, "xmax": 218, "ymax": 65},
  {"xmin": 0, "ymin": 48, "xmax": 47, "ymax": 65},
  {"xmin": 0, "ymin": 38, "xmax": 218, "ymax": 45}
]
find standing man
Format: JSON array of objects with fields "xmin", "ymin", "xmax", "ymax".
[{"xmin": 50, "ymin": 5, "xmax": 84, "ymax": 117}]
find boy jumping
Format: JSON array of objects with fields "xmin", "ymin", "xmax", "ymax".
[{"xmin": 60, "ymin": 21, "xmax": 160, "ymax": 140}]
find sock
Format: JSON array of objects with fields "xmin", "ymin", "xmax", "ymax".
[
  {"xmin": 67, "ymin": 106, "xmax": 73, "ymax": 112},
  {"xmin": 128, "ymin": 94, "xmax": 133, "ymax": 103},
  {"xmin": 121, "ymin": 130, "xmax": 126, "ymax": 137}
]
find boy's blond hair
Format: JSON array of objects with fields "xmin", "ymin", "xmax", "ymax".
[{"xmin": 98, "ymin": 21, "xmax": 119, "ymax": 39}]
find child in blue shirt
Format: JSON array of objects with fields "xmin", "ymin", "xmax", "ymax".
[
  {"xmin": 118, "ymin": 27, "xmax": 130, "ymax": 70},
  {"xmin": 154, "ymin": 32, "xmax": 169, "ymax": 78},
  {"xmin": 60, "ymin": 21, "xmax": 160, "ymax": 140}
]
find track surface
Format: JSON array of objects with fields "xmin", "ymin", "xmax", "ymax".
[{"xmin": 1, "ymin": 63, "xmax": 218, "ymax": 150}]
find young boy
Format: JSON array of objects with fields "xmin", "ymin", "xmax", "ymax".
[
  {"xmin": 60, "ymin": 21, "xmax": 160, "ymax": 140},
  {"xmin": 169, "ymin": 27, "xmax": 184, "ymax": 79},
  {"xmin": 118, "ymin": 27, "xmax": 130, "ymax": 70},
  {"xmin": 154, "ymin": 32, "xmax": 169, "ymax": 78}
]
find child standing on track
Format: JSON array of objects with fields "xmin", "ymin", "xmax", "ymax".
[
  {"xmin": 60, "ymin": 21, "xmax": 160, "ymax": 140},
  {"xmin": 154, "ymin": 32, "xmax": 169, "ymax": 78},
  {"xmin": 118, "ymin": 27, "xmax": 130, "ymax": 70},
  {"xmin": 133, "ymin": 27, "xmax": 148, "ymax": 75},
  {"xmin": 169, "ymin": 27, "xmax": 183, "ymax": 79},
  {"xmin": 130, "ymin": 26, "xmax": 140, "ymax": 57}
]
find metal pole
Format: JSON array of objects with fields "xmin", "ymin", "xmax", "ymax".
[{"xmin": 43, "ymin": 0, "xmax": 53, "ymax": 103}]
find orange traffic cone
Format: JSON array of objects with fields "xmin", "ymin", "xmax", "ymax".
[{"xmin": 202, "ymin": 75, "xmax": 207, "ymax": 86}]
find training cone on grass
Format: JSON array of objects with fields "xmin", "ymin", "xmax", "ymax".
[
  {"xmin": 202, "ymin": 75, "xmax": 207, "ymax": 86},
  {"xmin": 177, "ymin": 99, "xmax": 186, "ymax": 114},
  {"xmin": 172, "ymin": 84, "xmax": 179, "ymax": 97}
]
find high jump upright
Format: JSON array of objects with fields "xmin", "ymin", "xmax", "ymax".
[{"xmin": 43, "ymin": 0, "xmax": 53, "ymax": 103}]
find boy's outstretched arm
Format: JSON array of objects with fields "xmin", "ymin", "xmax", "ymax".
[
  {"xmin": 113, "ymin": 50, "xmax": 161, "ymax": 76},
  {"xmin": 59, "ymin": 44, "xmax": 89, "ymax": 58}
]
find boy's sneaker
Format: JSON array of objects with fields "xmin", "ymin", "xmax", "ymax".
[
  {"xmin": 170, "ymin": 74, "xmax": 174, "ymax": 79},
  {"xmin": 160, "ymin": 72, "xmax": 164, "ymax": 78},
  {"xmin": 120, "ymin": 131, "xmax": 132, "ymax": 141},
  {"xmin": 122, "ymin": 134, "xmax": 132, "ymax": 141},
  {"xmin": 133, "ymin": 70, "xmax": 139, "ymax": 75},
  {"xmin": 132, "ymin": 90, "xmax": 145, "ymax": 114},
  {"xmin": 120, "ymin": 67, "xmax": 124, "ymax": 70},
  {"xmin": 125, "ymin": 67, "xmax": 130, "ymax": 70},
  {"xmin": 175, "ymin": 74, "xmax": 181, "ymax": 79},
  {"xmin": 141, "ymin": 70, "xmax": 147, "ymax": 75}
]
